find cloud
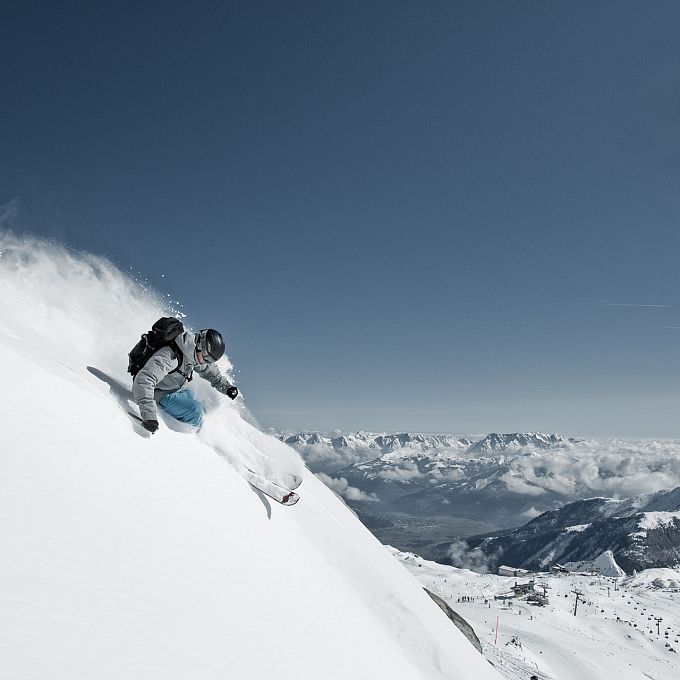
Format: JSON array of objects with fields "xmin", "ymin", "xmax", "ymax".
[
  {"xmin": 377, "ymin": 461, "xmax": 423, "ymax": 483},
  {"xmin": 447, "ymin": 540, "xmax": 501, "ymax": 574},
  {"xmin": 293, "ymin": 444, "xmax": 369, "ymax": 473},
  {"xmin": 520, "ymin": 506, "xmax": 543, "ymax": 520},
  {"xmin": 499, "ymin": 439, "xmax": 680, "ymax": 500},
  {"xmin": 500, "ymin": 473, "xmax": 549, "ymax": 496},
  {"xmin": 315, "ymin": 473, "xmax": 379, "ymax": 502}
]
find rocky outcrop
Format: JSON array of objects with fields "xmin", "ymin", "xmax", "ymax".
[{"xmin": 424, "ymin": 588, "xmax": 483, "ymax": 654}]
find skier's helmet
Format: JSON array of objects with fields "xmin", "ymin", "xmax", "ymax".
[{"xmin": 196, "ymin": 329, "xmax": 225, "ymax": 363}]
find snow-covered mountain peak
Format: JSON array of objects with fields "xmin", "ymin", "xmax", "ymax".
[
  {"xmin": 563, "ymin": 550, "xmax": 627, "ymax": 577},
  {"xmin": 280, "ymin": 430, "xmax": 474, "ymax": 456},
  {"xmin": 467, "ymin": 431, "xmax": 571, "ymax": 454}
]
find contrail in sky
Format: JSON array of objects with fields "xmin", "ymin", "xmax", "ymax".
[{"xmin": 582, "ymin": 302, "xmax": 671, "ymax": 308}]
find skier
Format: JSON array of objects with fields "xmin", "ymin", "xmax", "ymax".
[{"xmin": 132, "ymin": 327, "xmax": 238, "ymax": 433}]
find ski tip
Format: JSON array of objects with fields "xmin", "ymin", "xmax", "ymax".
[{"xmin": 281, "ymin": 491, "xmax": 300, "ymax": 506}]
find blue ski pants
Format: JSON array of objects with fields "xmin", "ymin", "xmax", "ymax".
[{"xmin": 158, "ymin": 390, "xmax": 204, "ymax": 428}]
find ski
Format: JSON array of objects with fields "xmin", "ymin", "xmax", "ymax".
[
  {"xmin": 125, "ymin": 411, "xmax": 300, "ymax": 505},
  {"xmin": 243, "ymin": 469, "xmax": 300, "ymax": 506}
]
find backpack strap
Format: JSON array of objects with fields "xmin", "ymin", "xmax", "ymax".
[{"xmin": 168, "ymin": 341, "xmax": 193, "ymax": 382}]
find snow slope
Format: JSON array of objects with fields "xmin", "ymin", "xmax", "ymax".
[
  {"xmin": 0, "ymin": 234, "xmax": 503, "ymax": 679},
  {"xmin": 563, "ymin": 550, "xmax": 627, "ymax": 578}
]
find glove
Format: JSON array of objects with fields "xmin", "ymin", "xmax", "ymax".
[
  {"xmin": 142, "ymin": 419, "xmax": 159, "ymax": 433},
  {"xmin": 226, "ymin": 386, "xmax": 238, "ymax": 400}
]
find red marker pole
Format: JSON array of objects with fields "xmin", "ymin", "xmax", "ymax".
[{"xmin": 495, "ymin": 616, "xmax": 499, "ymax": 645}]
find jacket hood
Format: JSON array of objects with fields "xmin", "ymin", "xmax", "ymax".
[{"xmin": 175, "ymin": 330, "xmax": 197, "ymax": 361}]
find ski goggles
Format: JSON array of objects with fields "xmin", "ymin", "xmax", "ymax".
[{"xmin": 196, "ymin": 331, "xmax": 218, "ymax": 363}]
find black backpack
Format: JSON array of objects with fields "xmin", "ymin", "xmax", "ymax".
[{"xmin": 127, "ymin": 317, "xmax": 190, "ymax": 380}]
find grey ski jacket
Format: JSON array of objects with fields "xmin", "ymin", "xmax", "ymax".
[{"xmin": 132, "ymin": 330, "xmax": 234, "ymax": 421}]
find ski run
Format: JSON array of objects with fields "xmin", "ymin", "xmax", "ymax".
[{"xmin": 393, "ymin": 548, "xmax": 680, "ymax": 680}]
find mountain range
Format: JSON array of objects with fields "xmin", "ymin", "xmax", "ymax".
[
  {"xmin": 279, "ymin": 430, "xmax": 571, "ymax": 460},
  {"xmin": 453, "ymin": 486, "xmax": 680, "ymax": 573},
  {"xmin": 281, "ymin": 430, "xmax": 579, "ymax": 538},
  {"xmin": 283, "ymin": 430, "xmax": 680, "ymax": 566}
]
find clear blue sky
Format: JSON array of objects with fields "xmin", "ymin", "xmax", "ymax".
[{"xmin": 2, "ymin": 1, "xmax": 680, "ymax": 436}]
